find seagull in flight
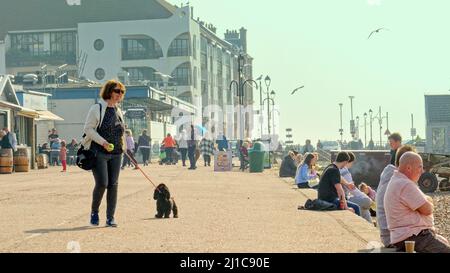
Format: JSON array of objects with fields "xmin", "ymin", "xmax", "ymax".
[
  {"xmin": 368, "ymin": 28, "xmax": 389, "ymax": 39},
  {"xmin": 291, "ymin": 86, "xmax": 305, "ymax": 95}
]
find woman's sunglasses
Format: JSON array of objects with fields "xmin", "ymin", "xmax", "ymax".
[{"xmin": 113, "ymin": 88, "xmax": 125, "ymax": 94}]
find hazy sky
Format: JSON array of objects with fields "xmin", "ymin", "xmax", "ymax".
[{"xmin": 172, "ymin": 0, "xmax": 450, "ymax": 144}]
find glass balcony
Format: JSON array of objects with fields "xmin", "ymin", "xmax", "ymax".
[{"xmin": 6, "ymin": 49, "xmax": 76, "ymax": 67}]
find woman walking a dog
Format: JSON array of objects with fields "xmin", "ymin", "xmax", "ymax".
[{"xmin": 82, "ymin": 80, "xmax": 126, "ymax": 227}]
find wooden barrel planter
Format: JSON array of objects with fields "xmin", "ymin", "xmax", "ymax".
[
  {"xmin": 0, "ymin": 149, "xmax": 13, "ymax": 174},
  {"xmin": 13, "ymin": 147, "xmax": 29, "ymax": 173}
]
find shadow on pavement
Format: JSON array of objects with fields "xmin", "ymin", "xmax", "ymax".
[{"xmin": 24, "ymin": 226, "xmax": 105, "ymax": 234}]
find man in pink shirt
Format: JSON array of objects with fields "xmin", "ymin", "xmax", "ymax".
[{"xmin": 384, "ymin": 152, "xmax": 450, "ymax": 253}]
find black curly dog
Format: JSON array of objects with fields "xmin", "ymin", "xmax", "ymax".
[{"xmin": 154, "ymin": 184, "xmax": 178, "ymax": 218}]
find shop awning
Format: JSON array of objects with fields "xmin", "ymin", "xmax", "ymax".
[
  {"xmin": 0, "ymin": 100, "xmax": 21, "ymax": 110},
  {"xmin": 18, "ymin": 107, "xmax": 40, "ymax": 119},
  {"xmin": 35, "ymin": 110, "xmax": 64, "ymax": 121}
]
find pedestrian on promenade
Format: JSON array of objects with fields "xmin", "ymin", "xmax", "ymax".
[
  {"xmin": 176, "ymin": 129, "xmax": 188, "ymax": 167},
  {"xmin": 302, "ymin": 139, "xmax": 314, "ymax": 154},
  {"xmin": 385, "ymin": 152, "xmax": 450, "ymax": 253},
  {"xmin": 388, "ymin": 133, "xmax": 402, "ymax": 165},
  {"xmin": 200, "ymin": 135, "xmax": 214, "ymax": 167},
  {"xmin": 67, "ymin": 139, "xmax": 79, "ymax": 166},
  {"xmin": 50, "ymin": 138, "xmax": 61, "ymax": 166},
  {"xmin": 162, "ymin": 133, "xmax": 176, "ymax": 165},
  {"xmin": 187, "ymin": 124, "xmax": 197, "ymax": 170},
  {"xmin": 82, "ymin": 79, "xmax": 126, "ymax": 227},
  {"xmin": 138, "ymin": 130, "xmax": 151, "ymax": 166},
  {"xmin": 0, "ymin": 127, "xmax": 17, "ymax": 151},
  {"xmin": 60, "ymin": 140, "xmax": 67, "ymax": 172},
  {"xmin": 122, "ymin": 130, "xmax": 139, "ymax": 170}
]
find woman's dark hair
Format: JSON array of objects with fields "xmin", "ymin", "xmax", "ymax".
[
  {"xmin": 99, "ymin": 79, "xmax": 126, "ymax": 100},
  {"xmin": 302, "ymin": 153, "xmax": 316, "ymax": 168},
  {"xmin": 336, "ymin": 152, "xmax": 350, "ymax": 163},
  {"xmin": 347, "ymin": 152, "xmax": 356, "ymax": 163}
]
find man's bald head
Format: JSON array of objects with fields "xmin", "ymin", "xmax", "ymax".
[{"xmin": 398, "ymin": 152, "xmax": 423, "ymax": 183}]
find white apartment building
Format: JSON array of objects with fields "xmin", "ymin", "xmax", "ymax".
[{"xmin": 0, "ymin": 0, "xmax": 255, "ymax": 139}]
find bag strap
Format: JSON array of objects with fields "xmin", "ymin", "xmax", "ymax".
[{"xmin": 81, "ymin": 103, "xmax": 102, "ymax": 139}]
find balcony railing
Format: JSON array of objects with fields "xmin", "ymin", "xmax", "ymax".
[
  {"xmin": 6, "ymin": 49, "xmax": 76, "ymax": 67},
  {"xmin": 121, "ymin": 50, "xmax": 162, "ymax": 60}
]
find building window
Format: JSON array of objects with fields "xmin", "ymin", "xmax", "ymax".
[
  {"xmin": 123, "ymin": 67, "xmax": 163, "ymax": 86},
  {"xmin": 50, "ymin": 32, "xmax": 76, "ymax": 55},
  {"xmin": 171, "ymin": 62, "xmax": 191, "ymax": 86},
  {"xmin": 95, "ymin": 68, "xmax": 105, "ymax": 80},
  {"xmin": 168, "ymin": 33, "xmax": 191, "ymax": 57},
  {"xmin": 10, "ymin": 33, "xmax": 44, "ymax": 56},
  {"xmin": 93, "ymin": 39, "xmax": 104, "ymax": 51},
  {"xmin": 122, "ymin": 38, "xmax": 163, "ymax": 60}
]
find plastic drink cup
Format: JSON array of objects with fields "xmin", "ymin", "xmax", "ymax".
[{"xmin": 405, "ymin": 241, "xmax": 415, "ymax": 253}]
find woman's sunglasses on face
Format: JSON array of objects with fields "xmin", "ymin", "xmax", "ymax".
[{"xmin": 113, "ymin": 88, "xmax": 125, "ymax": 95}]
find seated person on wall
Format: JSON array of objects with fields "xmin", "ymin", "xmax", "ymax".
[
  {"xmin": 295, "ymin": 153, "xmax": 319, "ymax": 189},
  {"xmin": 279, "ymin": 150, "xmax": 299, "ymax": 178},
  {"xmin": 384, "ymin": 152, "xmax": 450, "ymax": 253},
  {"xmin": 317, "ymin": 151, "xmax": 361, "ymax": 216},
  {"xmin": 339, "ymin": 152, "xmax": 374, "ymax": 223},
  {"xmin": 377, "ymin": 145, "xmax": 415, "ymax": 248}
]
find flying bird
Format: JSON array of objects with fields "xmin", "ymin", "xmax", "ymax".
[
  {"xmin": 291, "ymin": 86, "xmax": 305, "ymax": 95},
  {"xmin": 368, "ymin": 28, "xmax": 389, "ymax": 39}
]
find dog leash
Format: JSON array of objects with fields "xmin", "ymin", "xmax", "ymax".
[{"xmin": 123, "ymin": 151, "xmax": 161, "ymax": 193}]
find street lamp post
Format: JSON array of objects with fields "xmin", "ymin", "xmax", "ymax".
[
  {"xmin": 339, "ymin": 103, "xmax": 344, "ymax": 145},
  {"xmin": 256, "ymin": 75, "xmax": 264, "ymax": 139},
  {"xmin": 364, "ymin": 112, "xmax": 367, "ymax": 149},
  {"xmin": 369, "ymin": 109, "xmax": 374, "ymax": 150},
  {"xmin": 356, "ymin": 116, "xmax": 360, "ymax": 140},
  {"xmin": 229, "ymin": 53, "xmax": 258, "ymax": 167},
  {"xmin": 349, "ymin": 96, "xmax": 355, "ymax": 138},
  {"xmin": 263, "ymin": 89, "xmax": 275, "ymax": 167}
]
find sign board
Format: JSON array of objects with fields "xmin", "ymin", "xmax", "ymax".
[
  {"xmin": 214, "ymin": 151, "xmax": 232, "ymax": 172},
  {"xmin": 125, "ymin": 109, "xmax": 146, "ymax": 119}
]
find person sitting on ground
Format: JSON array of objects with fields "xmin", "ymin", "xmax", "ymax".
[
  {"xmin": 376, "ymin": 145, "xmax": 415, "ymax": 247},
  {"xmin": 279, "ymin": 150, "xmax": 299, "ymax": 178},
  {"xmin": 339, "ymin": 152, "xmax": 373, "ymax": 223},
  {"xmin": 296, "ymin": 153, "xmax": 319, "ymax": 189},
  {"xmin": 384, "ymin": 151, "xmax": 450, "ymax": 253},
  {"xmin": 294, "ymin": 153, "xmax": 303, "ymax": 167},
  {"xmin": 317, "ymin": 151, "xmax": 361, "ymax": 216}
]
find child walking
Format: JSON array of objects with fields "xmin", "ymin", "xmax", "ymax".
[{"xmin": 60, "ymin": 140, "xmax": 67, "ymax": 172}]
